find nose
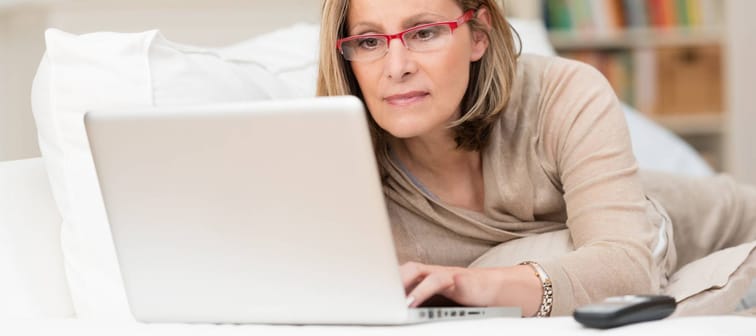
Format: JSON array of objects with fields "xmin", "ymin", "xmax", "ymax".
[{"xmin": 383, "ymin": 37, "xmax": 417, "ymax": 81}]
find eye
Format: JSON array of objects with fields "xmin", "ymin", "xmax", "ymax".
[
  {"xmin": 356, "ymin": 37, "xmax": 384, "ymax": 50},
  {"xmin": 408, "ymin": 26, "xmax": 442, "ymax": 41}
]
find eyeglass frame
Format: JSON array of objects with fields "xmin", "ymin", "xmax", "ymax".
[{"xmin": 336, "ymin": 9, "xmax": 476, "ymax": 62}]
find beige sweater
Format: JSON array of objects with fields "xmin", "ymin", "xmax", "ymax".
[{"xmin": 378, "ymin": 54, "xmax": 668, "ymax": 316}]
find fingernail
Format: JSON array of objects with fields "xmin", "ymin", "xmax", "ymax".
[{"xmin": 406, "ymin": 296, "xmax": 416, "ymax": 307}]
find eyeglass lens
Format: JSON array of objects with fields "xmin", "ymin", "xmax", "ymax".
[{"xmin": 342, "ymin": 24, "xmax": 453, "ymax": 61}]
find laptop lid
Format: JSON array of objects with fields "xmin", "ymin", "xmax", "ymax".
[{"xmin": 84, "ymin": 96, "xmax": 415, "ymax": 324}]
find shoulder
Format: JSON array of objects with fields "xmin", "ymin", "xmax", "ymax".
[{"xmin": 508, "ymin": 54, "xmax": 627, "ymax": 176}]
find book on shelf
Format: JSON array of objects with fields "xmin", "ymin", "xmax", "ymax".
[{"xmin": 543, "ymin": 0, "xmax": 722, "ymax": 33}]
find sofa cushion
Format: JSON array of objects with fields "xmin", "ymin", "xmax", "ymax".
[{"xmin": 0, "ymin": 158, "xmax": 74, "ymax": 318}]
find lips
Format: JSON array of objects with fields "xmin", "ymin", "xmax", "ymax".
[{"xmin": 384, "ymin": 91, "xmax": 429, "ymax": 106}]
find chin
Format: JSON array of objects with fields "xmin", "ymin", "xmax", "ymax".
[
  {"xmin": 382, "ymin": 121, "xmax": 432, "ymax": 139},
  {"xmin": 371, "ymin": 105, "xmax": 444, "ymax": 140}
]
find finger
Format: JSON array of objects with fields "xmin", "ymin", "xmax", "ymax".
[{"xmin": 407, "ymin": 271, "xmax": 455, "ymax": 308}]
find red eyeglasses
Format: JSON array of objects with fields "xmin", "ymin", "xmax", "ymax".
[{"xmin": 337, "ymin": 10, "xmax": 475, "ymax": 62}]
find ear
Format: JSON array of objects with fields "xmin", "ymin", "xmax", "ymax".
[{"xmin": 470, "ymin": 7, "xmax": 491, "ymax": 62}]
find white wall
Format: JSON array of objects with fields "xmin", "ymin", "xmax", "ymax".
[
  {"xmin": 43, "ymin": 0, "xmax": 321, "ymax": 46},
  {"xmin": 0, "ymin": 7, "xmax": 46, "ymax": 161}
]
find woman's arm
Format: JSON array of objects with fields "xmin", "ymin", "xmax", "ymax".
[{"xmin": 534, "ymin": 57, "xmax": 660, "ymax": 315}]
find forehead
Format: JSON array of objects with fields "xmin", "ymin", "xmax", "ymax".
[{"xmin": 346, "ymin": 0, "xmax": 463, "ymax": 31}]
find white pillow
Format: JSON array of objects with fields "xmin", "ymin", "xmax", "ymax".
[{"xmin": 31, "ymin": 28, "xmax": 300, "ymax": 319}]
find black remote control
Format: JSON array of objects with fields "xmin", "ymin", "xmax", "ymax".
[{"xmin": 573, "ymin": 295, "xmax": 677, "ymax": 329}]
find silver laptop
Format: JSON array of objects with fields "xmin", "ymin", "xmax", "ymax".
[{"xmin": 84, "ymin": 96, "xmax": 521, "ymax": 325}]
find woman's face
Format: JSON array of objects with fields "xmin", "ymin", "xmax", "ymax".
[{"xmin": 346, "ymin": 0, "xmax": 488, "ymax": 140}]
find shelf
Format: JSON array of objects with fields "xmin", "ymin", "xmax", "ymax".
[
  {"xmin": 549, "ymin": 27, "xmax": 724, "ymax": 50},
  {"xmin": 648, "ymin": 113, "xmax": 724, "ymax": 136}
]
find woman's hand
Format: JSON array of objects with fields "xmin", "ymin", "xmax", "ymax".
[{"xmin": 399, "ymin": 261, "xmax": 543, "ymax": 317}]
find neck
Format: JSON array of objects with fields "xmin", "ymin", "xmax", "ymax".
[
  {"xmin": 389, "ymin": 130, "xmax": 480, "ymax": 180},
  {"xmin": 388, "ymin": 129, "xmax": 485, "ymax": 212}
]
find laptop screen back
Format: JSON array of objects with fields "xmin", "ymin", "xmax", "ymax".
[{"xmin": 85, "ymin": 96, "xmax": 409, "ymax": 324}]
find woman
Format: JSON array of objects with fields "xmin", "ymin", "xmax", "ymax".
[{"xmin": 316, "ymin": 0, "xmax": 756, "ymax": 317}]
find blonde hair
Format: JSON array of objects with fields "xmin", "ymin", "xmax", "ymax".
[{"xmin": 316, "ymin": 0, "xmax": 518, "ymax": 152}]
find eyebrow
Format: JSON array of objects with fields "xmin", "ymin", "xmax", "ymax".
[{"xmin": 348, "ymin": 12, "xmax": 448, "ymax": 35}]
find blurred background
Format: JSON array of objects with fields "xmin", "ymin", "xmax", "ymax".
[{"xmin": 1, "ymin": 0, "xmax": 754, "ymax": 183}]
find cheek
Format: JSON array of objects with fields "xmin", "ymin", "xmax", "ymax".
[
  {"xmin": 430, "ymin": 50, "xmax": 471, "ymax": 111},
  {"xmin": 350, "ymin": 65, "xmax": 385, "ymax": 118},
  {"xmin": 350, "ymin": 64, "xmax": 377, "ymax": 101}
]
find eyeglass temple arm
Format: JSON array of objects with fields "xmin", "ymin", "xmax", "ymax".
[{"xmin": 458, "ymin": 9, "xmax": 475, "ymax": 25}]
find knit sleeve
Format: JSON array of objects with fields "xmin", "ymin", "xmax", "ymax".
[{"xmin": 533, "ymin": 58, "xmax": 660, "ymax": 316}]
